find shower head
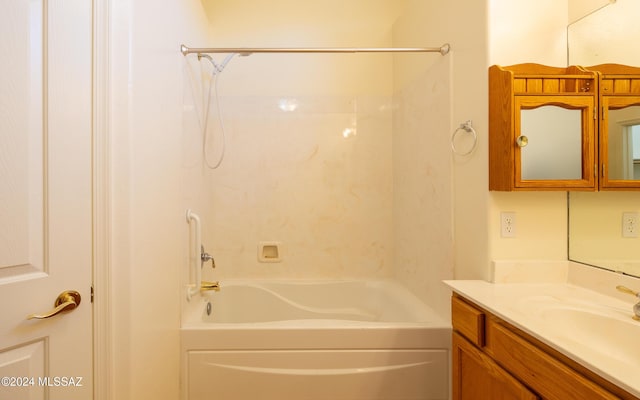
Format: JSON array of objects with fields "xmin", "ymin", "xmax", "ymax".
[
  {"xmin": 197, "ymin": 52, "xmax": 239, "ymax": 75},
  {"xmin": 197, "ymin": 53, "xmax": 214, "ymax": 63}
]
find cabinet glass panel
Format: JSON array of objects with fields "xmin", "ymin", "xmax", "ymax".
[
  {"xmin": 606, "ymin": 105, "xmax": 640, "ymax": 181},
  {"xmin": 520, "ymin": 105, "xmax": 582, "ymax": 180}
]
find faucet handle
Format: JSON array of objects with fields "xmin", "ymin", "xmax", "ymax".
[
  {"xmin": 616, "ymin": 286, "xmax": 640, "ymax": 321},
  {"xmin": 200, "ymin": 245, "xmax": 215, "ymax": 269},
  {"xmin": 616, "ymin": 285, "xmax": 640, "ymax": 298}
]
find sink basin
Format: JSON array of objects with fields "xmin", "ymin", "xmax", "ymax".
[
  {"xmin": 537, "ymin": 307, "xmax": 640, "ymax": 366},
  {"xmin": 513, "ymin": 295, "xmax": 640, "ymax": 368}
]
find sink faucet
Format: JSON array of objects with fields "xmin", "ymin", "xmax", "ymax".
[{"xmin": 616, "ymin": 285, "xmax": 640, "ymax": 321}]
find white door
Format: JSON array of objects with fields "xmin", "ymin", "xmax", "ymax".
[{"xmin": 0, "ymin": 0, "xmax": 93, "ymax": 399}]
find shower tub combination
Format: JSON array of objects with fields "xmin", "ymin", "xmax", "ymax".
[{"xmin": 181, "ymin": 279, "xmax": 451, "ymax": 400}]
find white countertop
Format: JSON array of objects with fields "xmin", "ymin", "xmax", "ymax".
[{"xmin": 445, "ymin": 261, "xmax": 640, "ymax": 398}]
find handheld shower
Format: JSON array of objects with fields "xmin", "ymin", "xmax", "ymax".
[{"xmin": 198, "ymin": 53, "xmax": 237, "ymax": 169}]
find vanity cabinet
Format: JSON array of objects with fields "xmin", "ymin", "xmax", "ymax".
[
  {"xmin": 451, "ymin": 297, "xmax": 538, "ymax": 400},
  {"xmin": 489, "ymin": 64, "xmax": 598, "ymax": 191},
  {"xmin": 451, "ymin": 294, "xmax": 639, "ymax": 400}
]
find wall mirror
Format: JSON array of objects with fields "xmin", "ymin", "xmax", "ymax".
[
  {"xmin": 568, "ymin": 0, "xmax": 640, "ymax": 278},
  {"xmin": 603, "ymin": 103, "xmax": 640, "ymax": 182}
]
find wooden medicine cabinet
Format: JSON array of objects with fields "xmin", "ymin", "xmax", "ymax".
[
  {"xmin": 489, "ymin": 63, "xmax": 640, "ymax": 191},
  {"xmin": 489, "ymin": 64, "xmax": 598, "ymax": 191}
]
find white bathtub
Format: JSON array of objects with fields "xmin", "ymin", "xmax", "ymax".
[{"xmin": 181, "ymin": 279, "xmax": 451, "ymax": 400}]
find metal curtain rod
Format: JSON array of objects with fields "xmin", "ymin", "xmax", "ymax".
[{"xmin": 180, "ymin": 43, "xmax": 450, "ymax": 56}]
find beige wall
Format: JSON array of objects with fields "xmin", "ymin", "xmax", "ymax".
[
  {"xmin": 480, "ymin": 0, "xmax": 571, "ymax": 280},
  {"xmin": 568, "ymin": 0, "xmax": 611, "ymax": 23},
  {"xmin": 110, "ymin": 0, "xmax": 214, "ymax": 399}
]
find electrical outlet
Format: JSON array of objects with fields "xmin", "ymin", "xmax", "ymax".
[
  {"xmin": 501, "ymin": 212, "xmax": 516, "ymax": 238},
  {"xmin": 622, "ymin": 212, "xmax": 639, "ymax": 238}
]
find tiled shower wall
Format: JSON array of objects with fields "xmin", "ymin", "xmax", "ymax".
[
  {"xmin": 185, "ymin": 2, "xmax": 454, "ymax": 319},
  {"xmin": 181, "ymin": 10, "xmax": 399, "ymax": 281},
  {"xmin": 202, "ymin": 67, "xmax": 396, "ymax": 280},
  {"xmin": 391, "ymin": 0, "xmax": 454, "ymax": 318},
  {"xmin": 392, "ymin": 56, "xmax": 453, "ymax": 318}
]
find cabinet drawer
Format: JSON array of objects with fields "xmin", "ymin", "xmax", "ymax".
[
  {"xmin": 451, "ymin": 296, "xmax": 485, "ymax": 347},
  {"xmin": 488, "ymin": 321, "xmax": 618, "ymax": 400}
]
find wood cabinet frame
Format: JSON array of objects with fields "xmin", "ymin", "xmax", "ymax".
[
  {"xmin": 513, "ymin": 95, "xmax": 596, "ymax": 190},
  {"xmin": 452, "ymin": 332, "xmax": 538, "ymax": 400},
  {"xmin": 490, "ymin": 63, "xmax": 640, "ymax": 191},
  {"xmin": 590, "ymin": 64, "xmax": 640, "ymax": 190},
  {"xmin": 489, "ymin": 64, "xmax": 598, "ymax": 191}
]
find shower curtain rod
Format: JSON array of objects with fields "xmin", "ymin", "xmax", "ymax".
[{"xmin": 180, "ymin": 43, "xmax": 450, "ymax": 56}]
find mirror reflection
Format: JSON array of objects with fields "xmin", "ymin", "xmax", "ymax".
[
  {"xmin": 569, "ymin": 191, "xmax": 640, "ymax": 277},
  {"xmin": 606, "ymin": 106, "xmax": 640, "ymax": 180},
  {"xmin": 568, "ymin": 0, "xmax": 640, "ymax": 278}
]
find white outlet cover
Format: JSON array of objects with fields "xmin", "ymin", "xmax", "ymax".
[
  {"xmin": 622, "ymin": 212, "xmax": 639, "ymax": 238},
  {"xmin": 501, "ymin": 212, "xmax": 516, "ymax": 238}
]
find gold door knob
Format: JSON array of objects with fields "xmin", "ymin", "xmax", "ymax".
[
  {"xmin": 516, "ymin": 135, "xmax": 529, "ymax": 147},
  {"xmin": 27, "ymin": 290, "xmax": 81, "ymax": 320}
]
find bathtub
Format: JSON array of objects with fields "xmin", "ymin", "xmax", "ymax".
[{"xmin": 181, "ymin": 279, "xmax": 451, "ymax": 400}]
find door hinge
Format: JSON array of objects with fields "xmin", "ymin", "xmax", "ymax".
[{"xmin": 91, "ymin": 286, "xmax": 94, "ymax": 303}]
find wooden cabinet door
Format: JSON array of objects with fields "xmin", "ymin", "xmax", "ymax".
[
  {"xmin": 489, "ymin": 63, "xmax": 598, "ymax": 191},
  {"xmin": 514, "ymin": 95, "xmax": 596, "ymax": 190},
  {"xmin": 599, "ymin": 96, "xmax": 640, "ymax": 190},
  {"xmin": 452, "ymin": 333, "xmax": 539, "ymax": 400}
]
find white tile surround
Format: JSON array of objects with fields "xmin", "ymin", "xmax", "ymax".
[
  {"xmin": 204, "ymin": 95, "xmax": 395, "ymax": 280},
  {"xmin": 188, "ymin": 22, "xmax": 455, "ymax": 319}
]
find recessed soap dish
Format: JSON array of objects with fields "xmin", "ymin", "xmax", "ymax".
[{"xmin": 258, "ymin": 241, "xmax": 282, "ymax": 263}]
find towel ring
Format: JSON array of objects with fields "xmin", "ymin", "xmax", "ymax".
[{"xmin": 451, "ymin": 120, "xmax": 477, "ymax": 156}]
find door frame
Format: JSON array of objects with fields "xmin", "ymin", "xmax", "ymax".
[{"xmin": 93, "ymin": 0, "xmax": 113, "ymax": 398}]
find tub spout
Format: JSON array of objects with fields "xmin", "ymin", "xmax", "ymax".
[{"xmin": 201, "ymin": 281, "xmax": 220, "ymax": 292}]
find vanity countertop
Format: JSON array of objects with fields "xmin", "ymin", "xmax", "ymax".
[{"xmin": 445, "ymin": 276, "xmax": 640, "ymax": 398}]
